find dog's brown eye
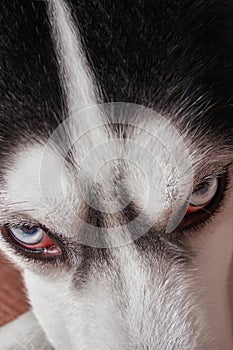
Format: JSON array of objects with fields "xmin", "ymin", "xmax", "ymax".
[
  {"xmin": 5, "ymin": 225, "xmax": 62, "ymax": 257},
  {"xmin": 186, "ymin": 177, "xmax": 218, "ymax": 214}
]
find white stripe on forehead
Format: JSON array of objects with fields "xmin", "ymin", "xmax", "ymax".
[
  {"xmin": 47, "ymin": 0, "xmax": 98, "ymax": 113},
  {"xmin": 47, "ymin": 0, "xmax": 109, "ymax": 146}
]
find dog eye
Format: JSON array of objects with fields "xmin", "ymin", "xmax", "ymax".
[
  {"xmin": 178, "ymin": 171, "xmax": 228, "ymax": 231},
  {"xmin": 5, "ymin": 225, "xmax": 62, "ymax": 257},
  {"xmin": 186, "ymin": 177, "xmax": 218, "ymax": 214}
]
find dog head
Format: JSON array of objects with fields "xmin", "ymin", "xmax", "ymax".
[{"xmin": 1, "ymin": 1, "xmax": 233, "ymax": 349}]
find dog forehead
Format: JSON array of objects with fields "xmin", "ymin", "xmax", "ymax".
[
  {"xmin": 2, "ymin": 0, "xmax": 203, "ymax": 244},
  {"xmin": 4, "ymin": 109, "xmax": 193, "ymax": 239}
]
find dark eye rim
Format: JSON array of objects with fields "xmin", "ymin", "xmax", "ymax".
[
  {"xmin": 176, "ymin": 169, "xmax": 230, "ymax": 233},
  {"xmin": 0, "ymin": 224, "xmax": 66, "ymax": 263}
]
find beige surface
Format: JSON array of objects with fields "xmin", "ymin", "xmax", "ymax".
[{"xmin": 0, "ymin": 252, "xmax": 29, "ymax": 327}]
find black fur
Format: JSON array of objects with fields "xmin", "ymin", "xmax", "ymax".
[{"xmin": 1, "ymin": 0, "xmax": 233, "ymax": 154}]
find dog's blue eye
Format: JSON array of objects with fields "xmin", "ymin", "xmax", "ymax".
[
  {"xmin": 185, "ymin": 176, "xmax": 219, "ymax": 216},
  {"xmin": 9, "ymin": 226, "xmax": 45, "ymax": 245},
  {"xmin": 190, "ymin": 177, "xmax": 218, "ymax": 208},
  {"xmin": 4, "ymin": 224, "xmax": 62, "ymax": 256}
]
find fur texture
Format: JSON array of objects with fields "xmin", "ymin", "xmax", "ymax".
[{"xmin": 1, "ymin": 0, "xmax": 233, "ymax": 349}]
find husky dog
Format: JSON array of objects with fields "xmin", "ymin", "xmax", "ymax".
[{"xmin": 1, "ymin": 0, "xmax": 233, "ymax": 349}]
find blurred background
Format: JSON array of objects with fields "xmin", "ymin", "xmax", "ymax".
[{"xmin": 0, "ymin": 252, "xmax": 29, "ymax": 327}]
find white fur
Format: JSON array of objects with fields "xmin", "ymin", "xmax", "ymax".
[
  {"xmin": 1, "ymin": 0, "xmax": 233, "ymax": 349},
  {"xmin": 47, "ymin": 0, "xmax": 109, "ymax": 154},
  {"xmin": 0, "ymin": 311, "xmax": 53, "ymax": 349}
]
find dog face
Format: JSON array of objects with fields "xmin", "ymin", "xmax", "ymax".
[{"xmin": 1, "ymin": 1, "xmax": 233, "ymax": 349}]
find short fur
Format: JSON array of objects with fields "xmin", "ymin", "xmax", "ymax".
[{"xmin": 1, "ymin": 0, "xmax": 233, "ymax": 349}]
